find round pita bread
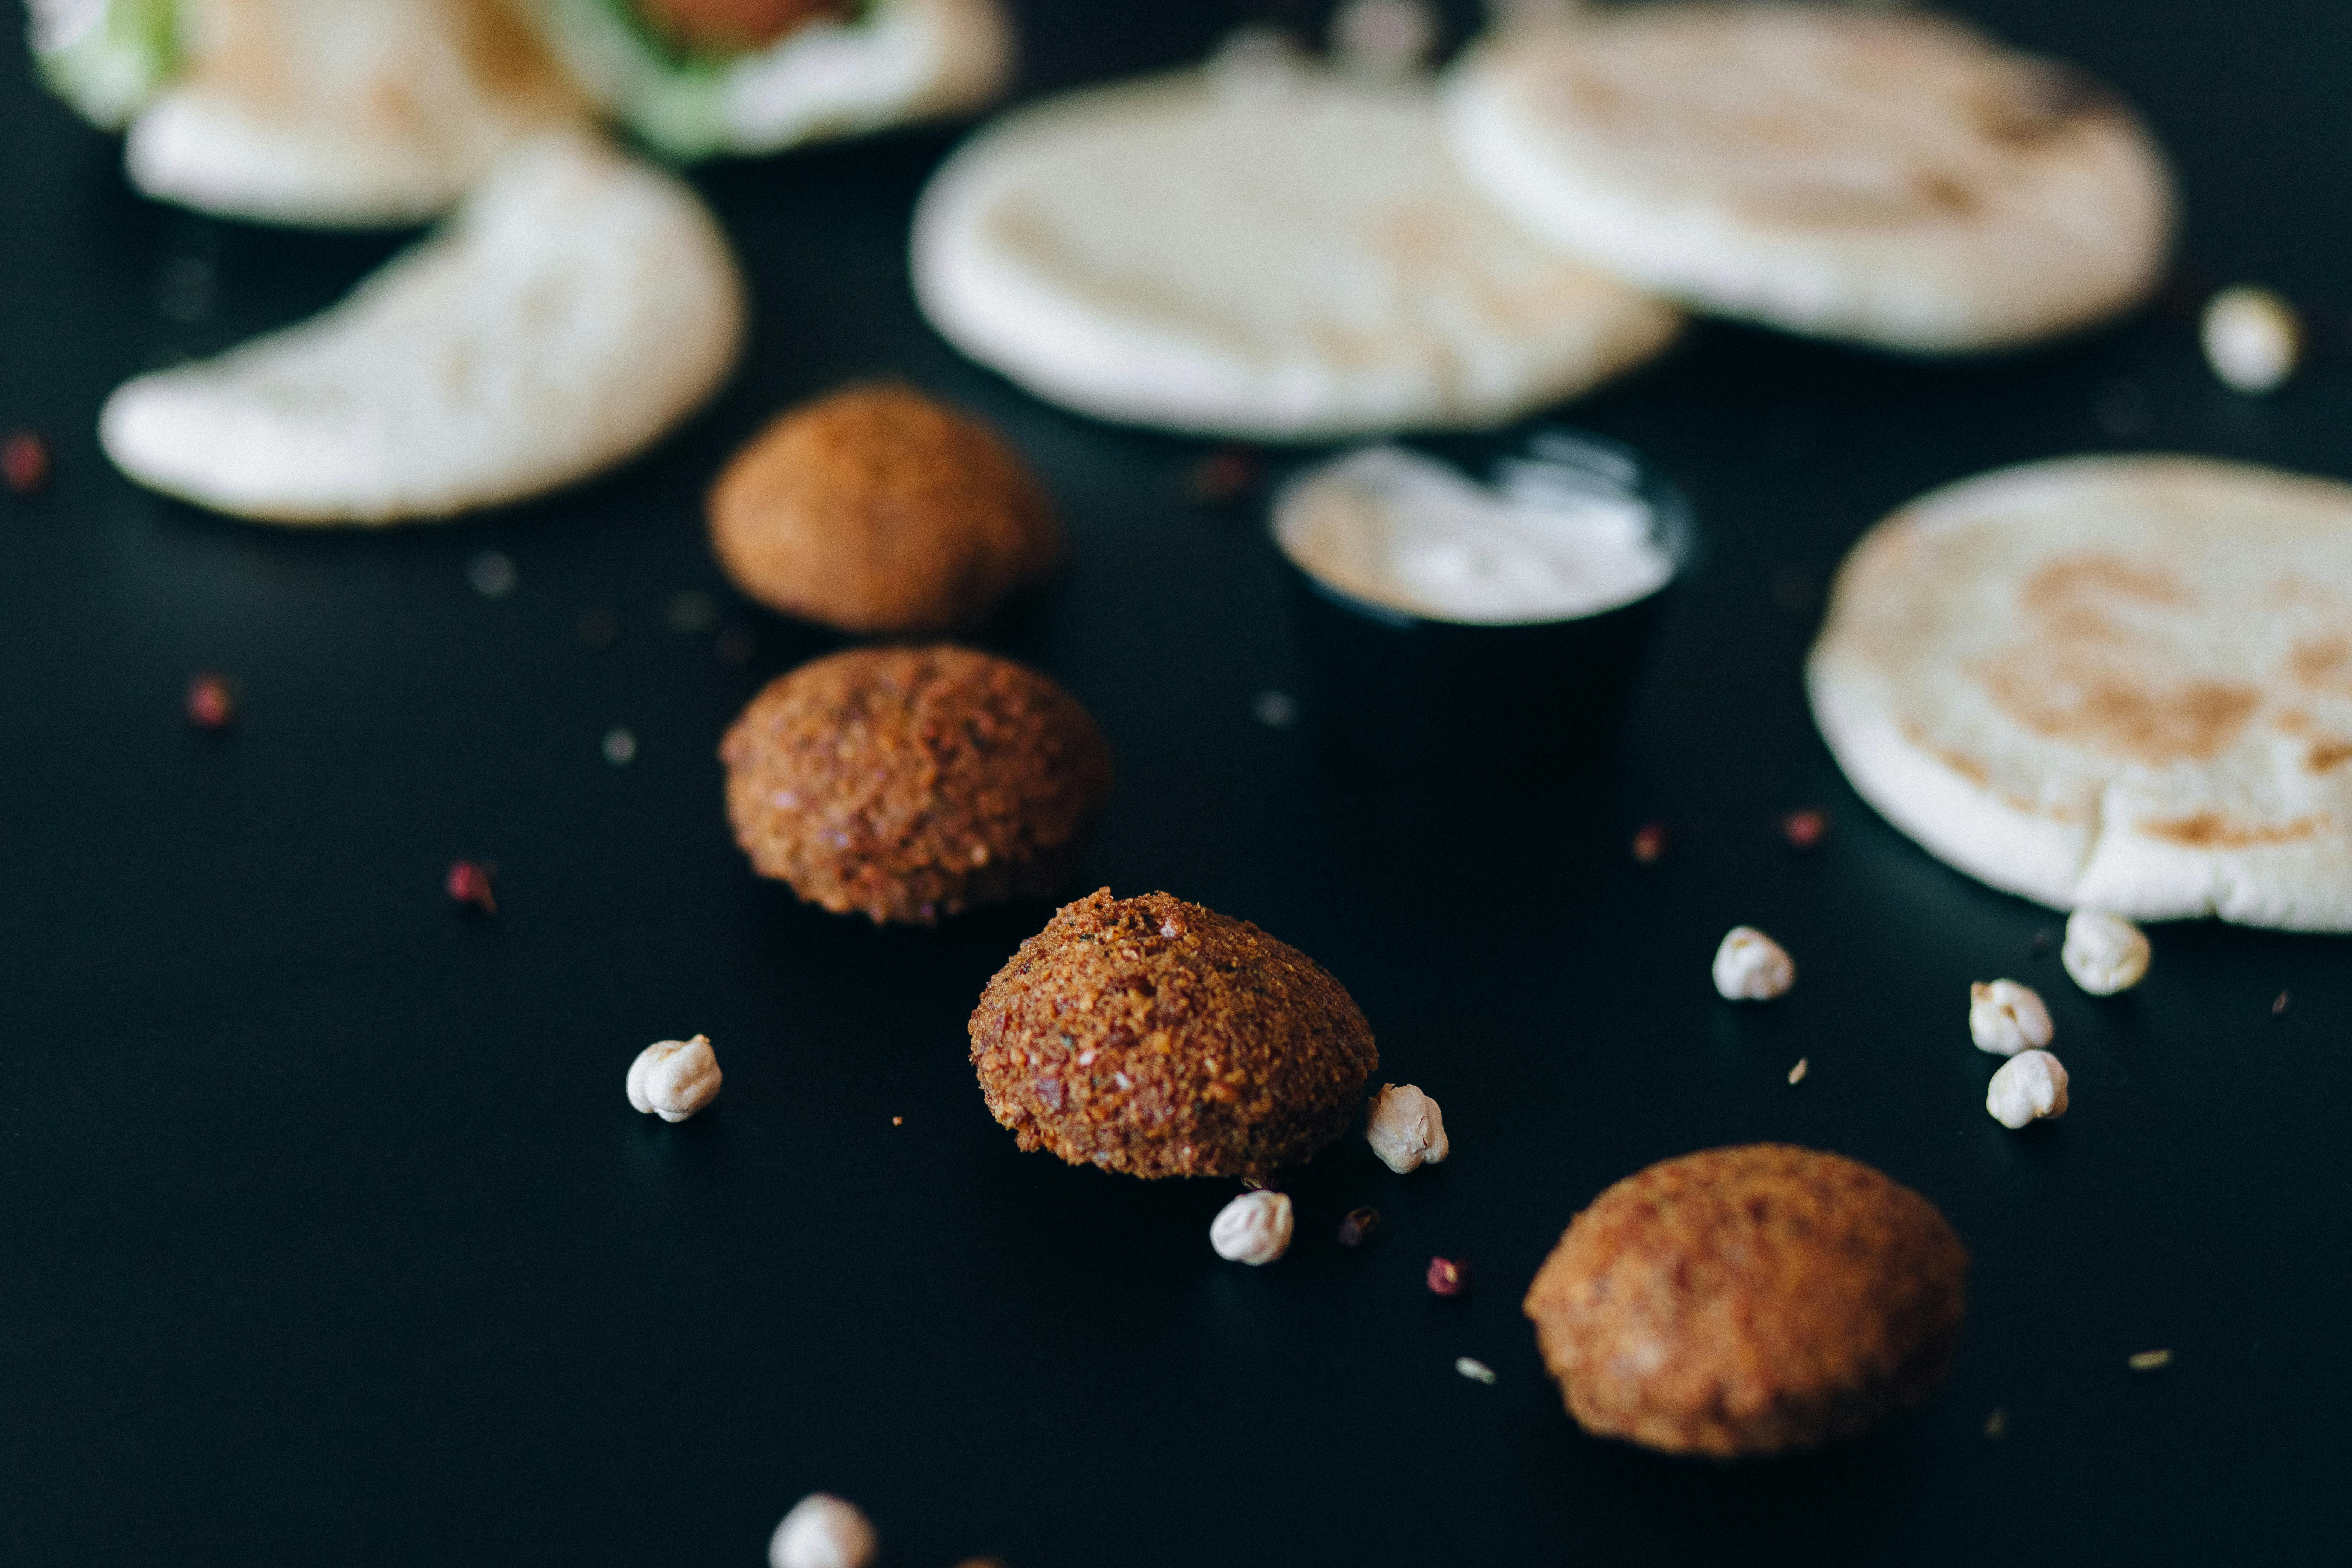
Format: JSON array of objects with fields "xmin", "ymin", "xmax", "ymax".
[
  {"xmin": 527, "ymin": 0, "xmax": 1012, "ymax": 159},
  {"xmin": 910, "ymin": 59, "xmax": 1680, "ymax": 440},
  {"xmin": 1808, "ymin": 457, "xmax": 2352, "ymax": 931},
  {"xmin": 1443, "ymin": 3, "xmax": 2175, "ymax": 352},
  {"xmin": 99, "ymin": 129, "xmax": 744, "ymax": 524},
  {"xmin": 124, "ymin": 0, "xmax": 583, "ymax": 227}
]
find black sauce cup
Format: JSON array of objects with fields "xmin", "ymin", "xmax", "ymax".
[{"xmin": 1274, "ymin": 427, "xmax": 1700, "ymax": 783}]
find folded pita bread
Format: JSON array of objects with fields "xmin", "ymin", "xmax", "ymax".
[
  {"xmin": 1808, "ymin": 457, "xmax": 2352, "ymax": 931},
  {"xmin": 525, "ymin": 0, "xmax": 1011, "ymax": 158},
  {"xmin": 124, "ymin": 0, "xmax": 583, "ymax": 227},
  {"xmin": 911, "ymin": 58, "xmax": 1680, "ymax": 440},
  {"xmin": 1444, "ymin": 3, "xmax": 2175, "ymax": 352},
  {"xmin": 100, "ymin": 129, "xmax": 744, "ymax": 523}
]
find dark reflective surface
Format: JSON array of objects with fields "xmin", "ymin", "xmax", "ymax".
[{"xmin": 3, "ymin": 3, "xmax": 2349, "ymax": 1564}]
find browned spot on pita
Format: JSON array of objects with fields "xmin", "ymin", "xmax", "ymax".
[
  {"xmin": 2307, "ymin": 742, "xmax": 2352, "ymax": 773},
  {"xmin": 1936, "ymin": 747, "xmax": 1990, "ymax": 786},
  {"xmin": 2023, "ymin": 554, "xmax": 2188, "ymax": 614},
  {"xmin": 457, "ymin": 0, "xmax": 583, "ymax": 109},
  {"xmin": 1980, "ymin": 652, "xmax": 2258, "ymax": 764},
  {"xmin": 2142, "ymin": 813, "xmax": 2320, "ymax": 849},
  {"xmin": 1975, "ymin": 62, "xmax": 2115, "ymax": 145},
  {"xmin": 2274, "ymin": 708, "xmax": 2312, "ymax": 734},
  {"xmin": 2290, "ymin": 636, "xmax": 2352, "ymax": 687},
  {"xmin": 1911, "ymin": 171, "xmax": 1978, "ymax": 215}
]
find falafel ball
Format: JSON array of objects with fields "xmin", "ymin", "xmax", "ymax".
[
  {"xmin": 970, "ymin": 888, "xmax": 1380, "ymax": 1178},
  {"xmin": 720, "ymin": 645, "xmax": 1114, "ymax": 925},
  {"xmin": 1523, "ymin": 1144, "xmax": 1969, "ymax": 1457},
  {"xmin": 709, "ymin": 381, "xmax": 1063, "ymax": 635}
]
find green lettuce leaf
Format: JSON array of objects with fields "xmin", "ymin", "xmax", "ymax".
[{"xmin": 28, "ymin": 0, "xmax": 181, "ymax": 129}]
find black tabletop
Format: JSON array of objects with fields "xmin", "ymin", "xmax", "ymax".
[{"xmin": 4, "ymin": 3, "xmax": 2349, "ymax": 1563}]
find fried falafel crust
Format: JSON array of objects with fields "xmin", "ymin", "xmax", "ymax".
[
  {"xmin": 1523, "ymin": 1144, "xmax": 1969, "ymax": 1456},
  {"xmin": 971, "ymin": 889, "xmax": 1379, "ymax": 1178},
  {"xmin": 720, "ymin": 645, "xmax": 1113, "ymax": 925}
]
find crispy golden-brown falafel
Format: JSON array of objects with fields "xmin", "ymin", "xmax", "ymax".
[
  {"xmin": 1523, "ymin": 1144, "xmax": 1969, "ymax": 1458},
  {"xmin": 709, "ymin": 382, "xmax": 1062, "ymax": 636},
  {"xmin": 720, "ymin": 645, "xmax": 1113, "ymax": 925},
  {"xmin": 969, "ymin": 889, "xmax": 1379, "ymax": 1178}
]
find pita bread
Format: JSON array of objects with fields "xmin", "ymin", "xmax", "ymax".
[
  {"xmin": 124, "ymin": 0, "xmax": 583, "ymax": 227},
  {"xmin": 99, "ymin": 129, "xmax": 744, "ymax": 524},
  {"xmin": 1443, "ymin": 3, "xmax": 2175, "ymax": 352},
  {"xmin": 910, "ymin": 58, "xmax": 1680, "ymax": 440},
  {"xmin": 1807, "ymin": 456, "xmax": 2352, "ymax": 931},
  {"xmin": 527, "ymin": 0, "xmax": 1011, "ymax": 159}
]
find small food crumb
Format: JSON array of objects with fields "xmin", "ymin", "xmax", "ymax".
[
  {"xmin": 1210, "ymin": 1189, "xmax": 1294, "ymax": 1265},
  {"xmin": 2128, "ymin": 1348, "xmax": 2173, "ymax": 1373},
  {"xmin": 3, "ymin": 430, "xmax": 52, "ymax": 494},
  {"xmin": 602, "ymin": 727, "xmax": 637, "ymax": 766},
  {"xmin": 1780, "ymin": 808, "xmax": 1828, "ymax": 850},
  {"xmin": 1250, "ymin": 688, "xmax": 1298, "ymax": 729},
  {"xmin": 1188, "ymin": 444, "xmax": 1259, "ymax": 503},
  {"xmin": 445, "ymin": 859, "xmax": 497, "ymax": 915},
  {"xmin": 891, "ymin": 1116, "xmax": 903, "ymax": 1127},
  {"xmin": 2201, "ymin": 285, "xmax": 2300, "ymax": 393},
  {"xmin": 2272, "ymin": 990, "xmax": 2291, "ymax": 1017},
  {"xmin": 1983, "ymin": 1407, "xmax": 2008, "ymax": 1439},
  {"xmin": 1787, "ymin": 1057, "xmax": 1808, "ymax": 1086},
  {"xmin": 1337, "ymin": 1206, "xmax": 1380, "ymax": 1247},
  {"xmin": 1630, "ymin": 821, "xmax": 1668, "ymax": 863},
  {"xmin": 1986, "ymin": 1050, "xmax": 2069, "ymax": 1129},
  {"xmin": 1969, "ymin": 979, "xmax": 2053, "ymax": 1056},
  {"xmin": 1366, "ymin": 1082, "xmax": 1449, "ymax": 1172},
  {"xmin": 185, "ymin": 674, "xmax": 236, "ymax": 730},
  {"xmin": 1713, "ymin": 926, "xmax": 1795, "ymax": 1001},
  {"xmin": 577, "ymin": 608, "xmax": 620, "ymax": 648},
  {"xmin": 769, "ymin": 1493, "xmax": 877, "ymax": 1568},
  {"xmin": 1426, "ymin": 1256, "xmax": 1468, "ymax": 1297},
  {"xmin": 466, "ymin": 550, "xmax": 518, "ymax": 599},
  {"xmin": 2063, "ymin": 910, "xmax": 2150, "ymax": 995},
  {"xmin": 627, "ymin": 1034, "xmax": 722, "ymax": 1123},
  {"xmin": 1455, "ymin": 1357, "xmax": 1497, "ymax": 1385},
  {"xmin": 665, "ymin": 588, "xmax": 718, "ymax": 633}
]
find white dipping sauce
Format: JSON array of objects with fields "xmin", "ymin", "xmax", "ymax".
[{"xmin": 1274, "ymin": 442, "xmax": 1672, "ymax": 624}]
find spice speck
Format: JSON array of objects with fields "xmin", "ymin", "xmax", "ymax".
[
  {"xmin": 446, "ymin": 860, "xmax": 497, "ymax": 916},
  {"xmin": 1337, "ymin": 1206, "xmax": 1380, "ymax": 1247},
  {"xmin": 1426, "ymin": 1256, "xmax": 1469, "ymax": 1297},
  {"xmin": 3, "ymin": 430, "xmax": 51, "ymax": 494},
  {"xmin": 1780, "ymin": 808, "xmax": 1827, "ymax": 849},
  {"xmin": 1189, "ymin": 444, "xmax": 1259, "ymax": 503},
  {"xmin": 185, "ymin": 674, "xmax": 236, "ymax": 731},
  {"xmin": 1455, "ymin": 1357, "xmax": 1497, "ymax": 1385},
  {"xmin": 2129, "ymin": 1348, "xmax": 2173, "ymax": 1372},
  {"xmin": 1630, "ymin": 821, "xmax": 1668, "ymax": 863},
  {"xmin": 1787, "ymin": 1057, "xmax": 1808, "ymax": 1086},
  {"xmin": 2272, "ymin": 990, "xmax": 2291, "ymax": 1016}
]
